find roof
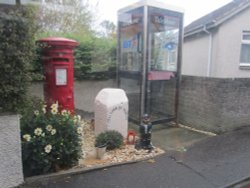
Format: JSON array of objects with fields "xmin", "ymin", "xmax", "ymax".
[
  {"xmin": 118, "ymin": 0, "xmax": 184, "ymax": 15},
  {"xmin": 184, "ymin": 0, "xmax": 250, "ymax": 37}
]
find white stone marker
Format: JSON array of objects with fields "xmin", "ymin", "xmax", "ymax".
[{"xmin": 94, "ymin": 88, "xmax": 128, "ymax": 137}]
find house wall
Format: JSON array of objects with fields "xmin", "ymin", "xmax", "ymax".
[
  {"xmin": 183, "ymin": 8, "xmax": 250, "ymax": 78},
  {"xmin": 215, "ymin": 8, "xmax": 250, "ymax": 78},
  {"xmin": 182, "ymin": 34, "xmax": 210, "ymax": 76}
]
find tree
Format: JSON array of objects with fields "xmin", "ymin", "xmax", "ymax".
[
  {"xmin": 36, "ymin": 0, "xmax": 96, "ymax": 35},
  {"xmin": 100, "ymin": 20, "xmax": 116, "ymax": 38}
]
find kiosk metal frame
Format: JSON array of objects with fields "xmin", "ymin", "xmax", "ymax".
[{"xmin": 117, "ymin": 0, "xmax": 184, "ymax": 125}]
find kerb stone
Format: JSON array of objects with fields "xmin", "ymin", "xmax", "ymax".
[{"xmin": 0, "ymin": 114, "xmax": 24, "ymax": 188}]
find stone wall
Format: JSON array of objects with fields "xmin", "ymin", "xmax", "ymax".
[
  {"xmin": 151, "ymin": 79, "xmax": 176, "ymax": 118},
  {"xmin": 30, "ymin": 80, "xmax": 116, "ymax": 112},
  {"xmin": 179, "ymin": 76, "xmax": 250, "ymax": 133},
  {"xmin": 29, "ymin": 77, "xmax": 250, "ymax": 133},
  {"xmin": 0, "ymin": 114, "xmax": 24, "ymax": 188}
]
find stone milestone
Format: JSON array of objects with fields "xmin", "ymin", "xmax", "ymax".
[{"xmin": 94, "ymin": 88, "xmax": 128, "ymax": 137}]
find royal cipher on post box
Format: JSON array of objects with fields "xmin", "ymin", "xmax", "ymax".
[{"xmin": 37, "ymin": 37, "xmax": 79, "ymax": 113}]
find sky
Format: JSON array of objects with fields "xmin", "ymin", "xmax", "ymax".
[{"xmin": 91, "ymin": 0, "xmax": 232, "ymax": 26}]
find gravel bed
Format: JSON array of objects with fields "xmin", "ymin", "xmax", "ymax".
[{"xmin": 77, "ymin": 120, "xmax": 165, "ymax": 168}]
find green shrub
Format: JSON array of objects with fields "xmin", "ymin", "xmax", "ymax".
[
  {"xmin": 21, "ymin": 101, "xmax": 83, "ymax": 177},
  {"xmin": 95, "ymin": 130, "xmax": 124, "ymax": 150},
  {"xmin": 33, "ymin": 32, "xmax": 117, "ymax": 81},
  {"xmin": 0, "ymin": 7, "xmax": 37, "ymax": 113}
]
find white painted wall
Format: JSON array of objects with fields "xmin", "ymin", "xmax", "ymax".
[
  {"xmin": 182, "ymin": 34, "xmax": 210, "ymax": 76},
  {"xmin": 183, "ymin": 7, "xmax": 250, "ymax": 78},
  {"xmin": 215, "ymin": 8, "xmax": 250, "ymax": 78}
]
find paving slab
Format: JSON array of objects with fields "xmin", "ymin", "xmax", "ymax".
[
  {"xmin": 129, "ymin": 122, "xmax": 211, "ymax": 151},
  {"xmin": 175, "ymin": 126, "xmax": 250, "ymax": 187},
  {"xmin": 152, "ymin": 125, "xmax": 211, "ymax": 151}
]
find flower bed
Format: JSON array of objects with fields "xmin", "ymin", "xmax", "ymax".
[
  {"xmin": 20, "ymin": 100, "xmax": 164, "ymax": 177},
  {"xmin": 77, "ymin": 120, "xmax": 165, "ymax": 168},
  {"xmin": 21, "ymin": 102, "xmax": 83, "ymax": 177}
]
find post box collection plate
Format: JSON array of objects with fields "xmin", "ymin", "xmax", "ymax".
[{"xmin": 55, "ymin": 68, "xmax": 67, "ymax": 86}]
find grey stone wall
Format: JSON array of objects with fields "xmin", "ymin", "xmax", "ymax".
[
  {"xmin": 151, "ymin": 80, "xmax": 176, "ymax": 118},
  {"xmin": 0, "ymin": 114, "xmax": 24, "ymax": 188},
  {"xmin": 29, "ymin": 80, "xmax": 116, "ymax": 112},
  {"xmin": 74, "ymin": 80, "xmax": 116, "ymax": 112},
  {"xmin": 179, "ymin": 76, "xmax": 250, "ymax": 133},
  {"xmin": 29, "ymin": 77, "xmax": 250, "ymax": 133}
]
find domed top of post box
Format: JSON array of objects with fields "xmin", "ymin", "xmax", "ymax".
[{"xmin": 37, "ymin": 37, "xmax": 79, "ymax": 48}]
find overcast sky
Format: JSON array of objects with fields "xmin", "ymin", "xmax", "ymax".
[{"xmin": 92, "ymin": 0, "xmax": 232, "ymax": 26}]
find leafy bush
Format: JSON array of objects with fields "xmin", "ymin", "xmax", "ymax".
[
  {"xmin": 95, "ymin": 130, "xmax": 124, "ymax": 150},
  {"xmin": 73, "ymin": 36, "xmax": 117, "ymax": 80},
  {"xmin": 33, "ymin": 31, "xmax": 117, "ymax": 81},
  {"xmin": 0, "ymin": 6, "xmax": 37, "ymax": 113},
  {"xmin": 21, "ymin": 101, "xmax": 83, "ymax": 177}
]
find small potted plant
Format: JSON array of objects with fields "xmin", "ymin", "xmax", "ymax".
[
  {"xmin": 95, "ymin": 141, "xmax": 107, "ymax": 160},
  {"xmin": 95, "ymin": 130, "xmax": 124, "ymax": 159}
]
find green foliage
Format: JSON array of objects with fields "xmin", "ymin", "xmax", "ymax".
[
  {"xmin": 36, "ymin": 0, "xmax": 95, "ymax": 34},
  {"xmin": 99, "ymin": 20, "xmax": 116, "ymax": 38},
  {"xmin": 33, "ymin": 31, "xmax": 117, "ymax": 80},
  {"xmin": 74, "ymin": 36, "xmax": 117, "ymax": 80},
  {"xmin": 29, "ymin": 46, "xmax": 44, "ymax": 81},
  {"xmin": 95, "ymin": 130, "xmax": 124, "ymax": 150},
  {"xmin": 21, "ymin": 101, "xmax": 83, "ymax": 177},
  {"xmin": 74, "ymin": 39, "xmax": 94, "ymax": 79},
  {"xmin": 0, "ymin": 6, "xmax": 37, "ymax": 113}
]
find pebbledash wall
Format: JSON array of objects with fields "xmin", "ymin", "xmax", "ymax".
[
  {"xmin": 179, "ymin": 76, "xmax": 250, "ymax": 134},
  {"xmin": 0, "ymin": 114, "xmax": 24, "ymax": 188},
  {"xmin": 30, "ymin": 76, "xmax": 250, "ymax": 134}
]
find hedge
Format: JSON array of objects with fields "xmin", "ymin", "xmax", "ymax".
[{"xmin": 0, "ymin": 7, "xmax": 36, "ymax": 113}]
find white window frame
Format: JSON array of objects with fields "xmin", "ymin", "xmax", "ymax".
[{"xmin": 240, "ymin": 30, "xmax": 250, "ymax": 67}]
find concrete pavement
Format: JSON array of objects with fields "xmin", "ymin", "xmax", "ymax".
[{"xmin": 20, "ymin": 125, "xmax": 250, "ymax": 188}]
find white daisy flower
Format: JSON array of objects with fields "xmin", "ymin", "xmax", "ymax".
[
  {"xmin": 51, "ymin": 129, "xmax": 56, "ymax": 135},
  {"xmin": 23, "ymin": 134, "xmax": 31, "ymax": 142},
  {"xmin": 42, "ymin": 105, "xmax": 47, "ymax": 114},
  {"xmin": 77, "ymin": 127, "xmax": 83, "ymax": 134},
  {"xmin": 44, "ymin": 144, "xmax": 52, "ymax": 153},
  {"xmin": 61, "ymin": 109, "xmax": 68, "ymax": 116},
  {"xmin": 50, "ymin": 102, "xmax": 58, "ymax": 110},
  {"xmin": 77, "ymin": 115, "xmax": 81, "ymax": 122},
  {"xmin": 46, "ymin": 125, "xmax": 53, "ymax": 132},
  {"xmin": 51, "ymin": 107, "xmax": 58, "ymax": 115},
  {"xmin": 34, "ymin": 128, "xmax": 42, "ymax": 136},
  {"xmin": 34, "ymin": 110, "xmax": 39, "ymax": 116}
]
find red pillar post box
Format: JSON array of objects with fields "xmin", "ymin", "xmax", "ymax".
[{"xmin": 37, "ymin": 37, "xmax": 79, "ymax": 113}]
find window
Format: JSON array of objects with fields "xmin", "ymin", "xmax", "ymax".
[{"xmin": 240, "ymin": 31, "xmax": 250, "ymax": 66}]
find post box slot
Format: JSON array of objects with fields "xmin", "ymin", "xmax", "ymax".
[{"xmin": 53, "ymin": 58, "xmax": 69, "ymax": 62}]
